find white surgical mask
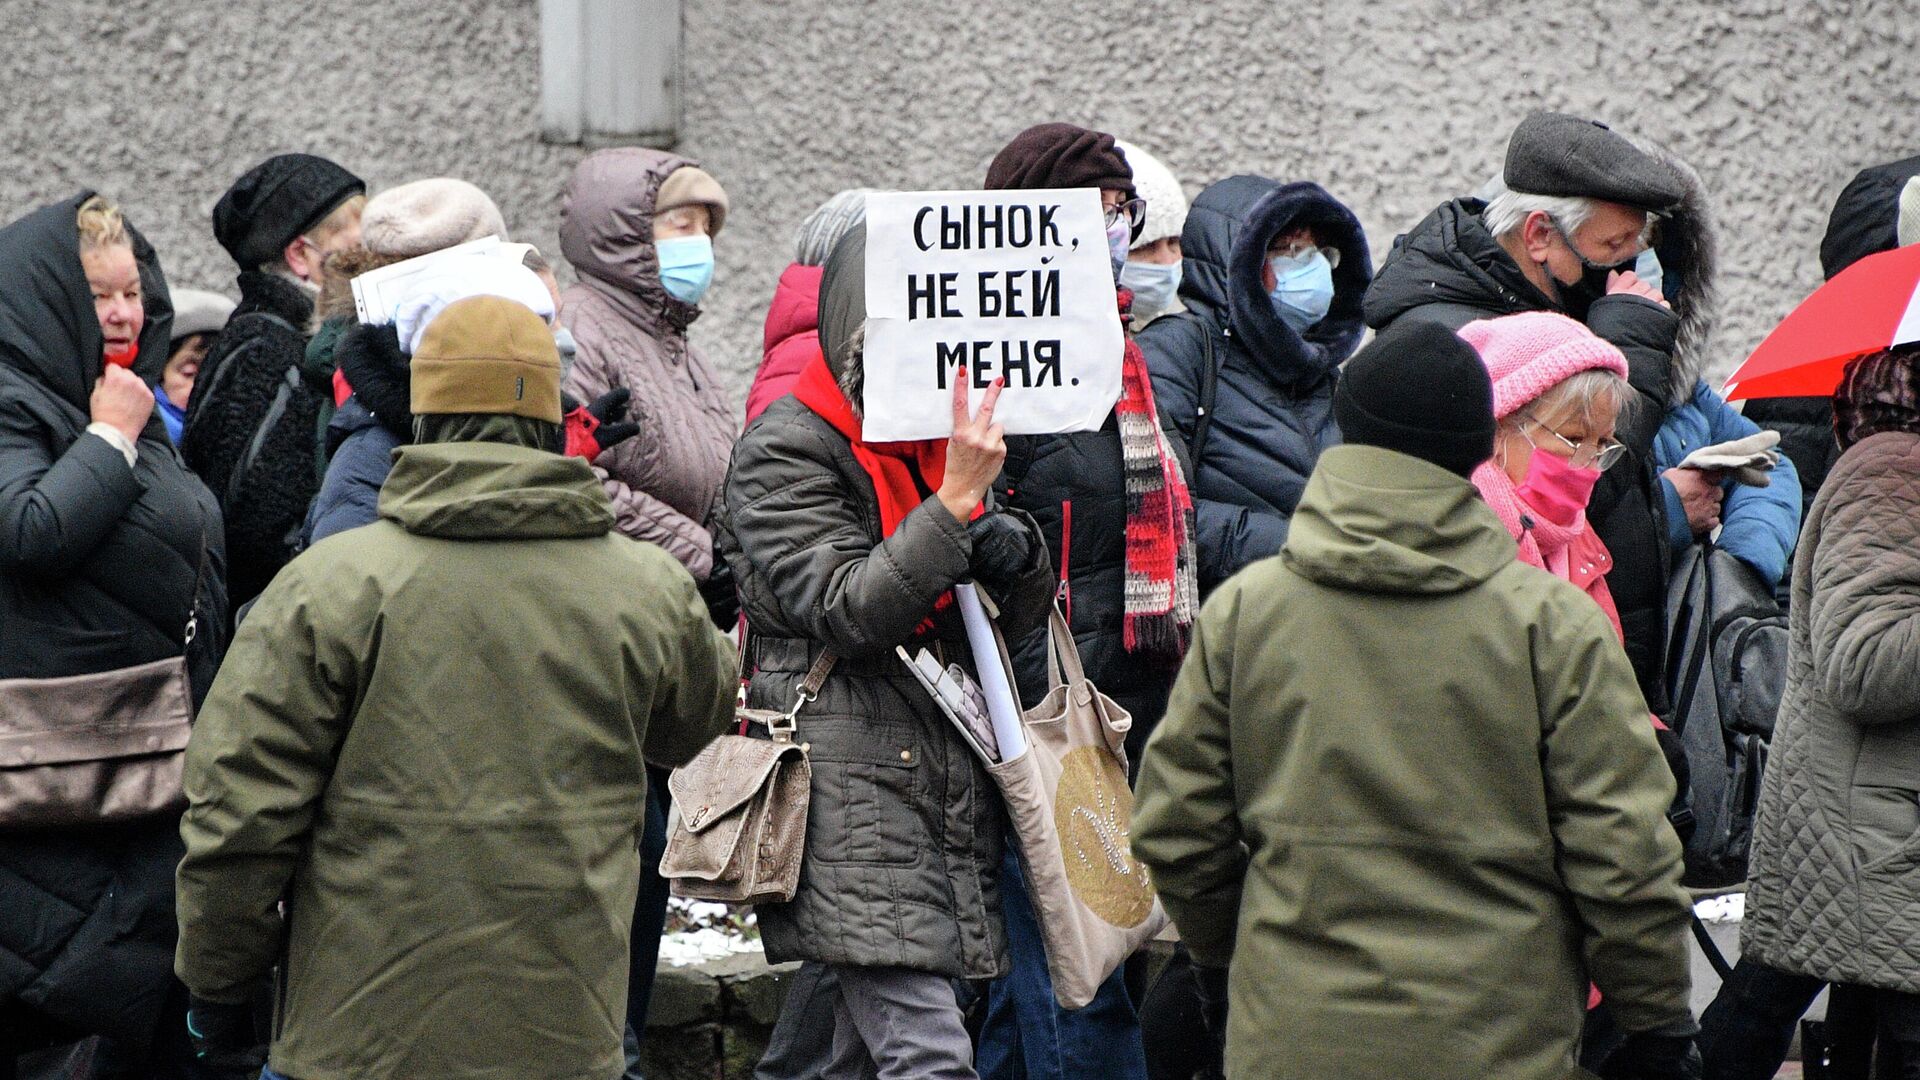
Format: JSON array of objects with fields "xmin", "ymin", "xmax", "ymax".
[
  {"xmin": 1120, "ymin": 259, "xmax": 1182, "ymax": 321},
  {"xmin": 1268, "ymin": 249, "xmax": 1335, "ymax": 334},
  {"xmin": 1106, "ymin": 217, "xmax": 1131, "ymax": 281},
  {"xmin": 1634, "ymin": 248, "xmax": 1665, "ymax": 300}
]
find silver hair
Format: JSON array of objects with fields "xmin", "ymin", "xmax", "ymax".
[
  {"xmin": 1481, "ymin": 191, "xmax": 1601, "ymax": 241},
  {"xmin": 1507, "ymin": 368, "xmax": 1634, "ymax": 431}
]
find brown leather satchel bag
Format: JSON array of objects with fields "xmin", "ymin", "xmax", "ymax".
[
  {"xmin": 660, "ymin": 651, "xmax": 834, "ymax": 904},
  {"xmin": 0, "ymin": 657, "xmax": 195, "ymax": 828},
  {"xmin": 0, "ymin": 521, "xmax": 206, "ymax": 831}
]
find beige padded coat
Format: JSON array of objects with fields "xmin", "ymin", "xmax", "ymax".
[
  {"xmin": 1744, "ymin": 431, "xmax": 1920, "ymax": 992},
  {"xmin": 559, "ymin": 148, "xmax": 736, "ymax": 580}
]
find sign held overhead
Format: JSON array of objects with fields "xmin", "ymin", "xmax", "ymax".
[{"xmin": 861, "ymin": 189, "xmax": 1124, "ymax": 442}]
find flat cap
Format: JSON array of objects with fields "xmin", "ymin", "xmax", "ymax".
[{"xmin": 1503, "ymin": 112, "xmax": 1684, "ymax": 213}]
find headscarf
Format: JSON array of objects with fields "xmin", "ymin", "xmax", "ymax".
[
  {"xmin": 0, "ymin": 192, "xmax": 174, "ymax": 412},
  {"xmin": 1835, "ymin": 346, "xmax": 1920, "ymax": 451}
]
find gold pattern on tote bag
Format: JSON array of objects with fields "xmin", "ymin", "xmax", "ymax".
[{"xmin": 1053, "ymin": 745, "xmax": 1154, "ymax": 928}]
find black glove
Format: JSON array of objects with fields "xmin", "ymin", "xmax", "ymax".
[
  {"xmin": 700, "ymin": 554, "xmax": 741, "ymax": 631},
  {"xmin": 966, "ymin": 511, "xmax": 1034, "ymax": 596},
  {"xmin": 186, "ymin": 994, "xmax": 266, "ymax": 1075},
  {"xmin": 584, "ymin": 386, "xmax": 641, "ymax": 451},
  {"xmin": 1192, "ymin": 963, "xmax": 1230, "ymax": 1068},
  {"xmin": 1600, "ymin": 1030, "xmax": 1703, "ymax": 1080}
]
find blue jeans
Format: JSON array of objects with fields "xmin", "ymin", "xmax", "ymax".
[{"xmin": 976, "ymin": 844, "xmax": 1147, "ymax": 1080}]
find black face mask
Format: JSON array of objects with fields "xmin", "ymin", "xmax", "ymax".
[{"xmin": 1549, "ymin": 239, "xmax": 1633, "ymax": 322}]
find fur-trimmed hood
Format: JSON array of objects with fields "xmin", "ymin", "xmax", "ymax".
[
  {"xmin": 1176, "ymin": 176, "xmax": 1370, "ymax": 391},
  {"xmin": 1632, "ymin": 137, "xmax": 1717, "ymax": 405}
]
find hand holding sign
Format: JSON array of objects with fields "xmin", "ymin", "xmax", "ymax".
[
  {"xmin": 863, "ymin": 189, "xmax": 1124, "ymax": 441},
  {"xmin": 938, "ymin": 368, "xmax": 1006, "ymax": 524}
]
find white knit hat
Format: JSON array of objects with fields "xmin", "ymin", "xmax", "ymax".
[
  {"xmin": 1114, "ymin": 140, "xmax": 1187, "ymax": 250},
  {"xmin": 360, "ymin": 178, "xmax": 509, "ymax": 259}
]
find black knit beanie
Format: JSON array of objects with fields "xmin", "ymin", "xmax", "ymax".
[
  {"xmin": 213, "ymin": 153, "xmax": 364, "ymax": 269},
  {"xmin": 985, "ymin": 123, "xmax": 1136, "ymax": 203},
  {"xmin": 1334, "ymin": 321, "xmax": 1495, "ymax": 477}
]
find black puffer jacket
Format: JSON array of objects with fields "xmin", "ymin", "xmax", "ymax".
[
  {"xmin": 998, "ymin": 364, "xmax": 1191, "ymax": 761},
  {"xmin": 1746, "ymin": 154, "xmax": 1920, "ymax": 525},
  {"xmin": 181, "ymin": 268, "xmax": 323, "ymax": 608},
  {"xmin": 0, "ymin": 194, "xmax": 228, "ymax": 1049},
  {"xmin": 1135, "ymin": 176, "xmax": 1370, "ymax": 591},
  {"xmin": 1364, "ymin": 195, "xmax": 1689, "ymax": 710}
]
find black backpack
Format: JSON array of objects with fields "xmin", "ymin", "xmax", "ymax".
[{"xmin": 1662, "ymin": 542, "xmax": 1789, "ymax": 888}]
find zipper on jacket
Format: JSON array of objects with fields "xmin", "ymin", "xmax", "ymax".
[{"xmin": 1057, "ymin": 500, "xmax": 1073, "ymax": 623}]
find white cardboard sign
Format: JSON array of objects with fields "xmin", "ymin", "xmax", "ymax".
[{"xmin": 860, "ymin": 189, "xmax": 1123, "ymax": 442}]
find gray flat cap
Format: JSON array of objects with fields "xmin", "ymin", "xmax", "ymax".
[{"xmin": 1503, "ymin": 112, "xmax": 1685, "ymax": 212}]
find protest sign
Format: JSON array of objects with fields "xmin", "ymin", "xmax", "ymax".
[
  {"xmin": 349, "ymin": 235, "xmax": 502, "ymax": 324},
  {"xmin": 860, "ymin": 189, "xmax": 1123, "ymax": 442}
]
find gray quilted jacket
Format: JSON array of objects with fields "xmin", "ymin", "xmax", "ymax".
[
  {"xmin": 560, "ymin": 148, "xmax": 736, "ymax": 581},
  {"xmin": 715, "ymin": 396, "xmax": 1054, "ymax": 979},
  {"xmin": 1743, "ymin": 431, "xmax": 1920, "ymax": 991}
]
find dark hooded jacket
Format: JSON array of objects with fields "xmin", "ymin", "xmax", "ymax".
[
  {"xmin": 1135, "ymin": 176, "xmax": 1371, "ymax": 591},
  {"xmin": 180, "ymin": 265, "xmax": 326, "ymax": 609},
  {"xmin": 560, "ymin": 149, "xmax": 736, "ymax": 581},
  {"xmin": 1363, "ymin": 179, "xmax": 1702, "ymax": 712},
  {"xmin": 303, "ymin": 321, "xmax": 410, "ymax": 546},
  {"xmin": 996, "ymin": 282, "xmax": 1195, "ymax": 757},
  {"xmin": 715, "ymin": 230, "xmax": 1054, "ymax": 979},
  {"xmin": 0, "ymin": 194, "xmax": 229, "ymax": 1049},
  {"xmin": 1745, "ymin": 154, "xmax": 1920, "ymax": 523}
]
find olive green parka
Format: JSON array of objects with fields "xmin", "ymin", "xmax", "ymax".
[
  {"xmin": 175, "ymin": 436, "xmax": 735, "ymax": 1080},
  {"xmin": 1132, "ymin": 444, "xmax": 1692, "ymax": 1080}
]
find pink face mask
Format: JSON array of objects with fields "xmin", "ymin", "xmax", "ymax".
[{"xmin": 1515, "ymin": 446, "xmax": 1601, "ymax": 529}]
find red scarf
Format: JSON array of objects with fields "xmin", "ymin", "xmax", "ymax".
[{"xmin": 790, "ymin": 352, "xmax": 956, "ymax": 536}]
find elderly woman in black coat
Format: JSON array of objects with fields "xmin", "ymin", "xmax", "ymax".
[{"xmin": 0, "ymin": 194, "xmax": 229, "ymax": 1077}]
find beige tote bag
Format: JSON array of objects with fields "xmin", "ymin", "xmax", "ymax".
[{"xmin": 986, "ymin": 604, "xmax": 1168, "ymax": 1009}]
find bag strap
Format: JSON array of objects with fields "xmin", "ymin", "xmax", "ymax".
[
  {"xmin": 1691, "ymin": 913, "xmax": 1735, "ymax": 981},
  {"xmin": 1189, "ymin": 323, "xmax": 1222, "ymax": 469},
  {"xmin": 766, "ymin": 650, "xmax": 836, "ymax": 739},
  {"xmin": 1042, "ymin": 602, "xmax": 1089, "ymax": 691},
  {"xmin": 1666, "ymin": 544, "xmax": 1717, "ymax": 736}
]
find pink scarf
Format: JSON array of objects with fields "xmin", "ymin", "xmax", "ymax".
[{"xmin": 1471, "ymin": 460, "xmax": 1587, "ymax": 573}]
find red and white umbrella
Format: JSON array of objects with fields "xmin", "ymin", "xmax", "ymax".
[{"xmin": 1723, "ymin": 244, "xmax": 1920, "ymax": 401}]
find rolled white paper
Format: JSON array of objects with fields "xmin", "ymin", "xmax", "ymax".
[{"xmin": 954, "ymin": 582, "xmax": 1028, "ymax": 762}]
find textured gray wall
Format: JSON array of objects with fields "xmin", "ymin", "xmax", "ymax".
[{"xmin": 6, "ymin": 0, "xmax": 1918, "ymax": 403}]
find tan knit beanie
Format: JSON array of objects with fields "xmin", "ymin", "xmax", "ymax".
[
  {"xmin": 655, "ymin": 166, "xmax": 729, "ymax": 236},
  {"xmin": 361, "ymin": 178, "xmax": 509, "ymax": 258},
  {"xmin": 410, "ymin": 296, "xmax": 562, "ymax": 423}
]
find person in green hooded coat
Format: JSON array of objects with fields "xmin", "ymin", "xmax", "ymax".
[
  {"xmin": 172, "ymin": 294, "xmax": 735, "ymax": 1080},
  {"xmin": 1131, "ymin": 320, "xmax": 1698, "ymax": 1080}
]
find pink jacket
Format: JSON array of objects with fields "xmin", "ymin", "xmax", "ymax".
[
  {"xmin": 747, "ymin": 263, "xmax": 823, "ymax": 425},
  {"xmin": 559, "ymin": 149, "xmax": 737, "ymax": 581}
]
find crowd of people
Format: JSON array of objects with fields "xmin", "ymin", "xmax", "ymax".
[{"xmin": 0, "ymin": 111, "xmax": 1916, "ymax": 1080}]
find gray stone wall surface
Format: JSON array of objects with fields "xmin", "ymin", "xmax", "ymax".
[{"xmin": 5, "ymin": 0, "xmax": 1919, "ymax": 402}]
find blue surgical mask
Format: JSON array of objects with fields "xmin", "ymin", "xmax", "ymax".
[
  {"xmin": 1634, "ymin": 248, "xmax": 1665, "ymax": 300},
  {"xmin": 1120, "ymin": 259, "xmax": 1182, "ymax": 321},
  {"xmin": 656, "ymin": 235, "xmax": 715, "ymax": 305},
  {"xmin": 553, "ymin": 325, "xmax": 577, "ymax": 364},
  {"xmin": 1268, "ymin": 249, "xmax": 1334, "ymax": 334},
  {"xmin": 1107, "ymin": 218, "xmax": 1131, "ymax": 281}
]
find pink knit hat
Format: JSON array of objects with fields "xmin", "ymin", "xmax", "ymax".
[{"xmin": 1456, "ymin": 312, "xmax": 1629, "ymax": 421}]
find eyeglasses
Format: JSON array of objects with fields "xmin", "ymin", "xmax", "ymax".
[
  {"xmin": 1520, "ymin": 413, "xmax": 1627, "ymax": 471},
  {"xmin": 1104, "ymin": 198, "xmax": 1146, "ymax": 232},
  {"xmin": 1270, "ymin": 237, "xmax": 1342, "ymax": 269}
]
